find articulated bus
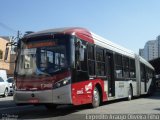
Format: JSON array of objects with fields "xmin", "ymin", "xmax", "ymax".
[{"xmin": 7, "ymin": 27, "xmax": 154, "ymax": 109}]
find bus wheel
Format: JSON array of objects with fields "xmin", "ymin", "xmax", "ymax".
[
  {"xmin": 128, "ymin": 86, "xmax": 133, "ymax": 101},
  {"xmin": 92, "ymin": 87, "xmax": 100, "ymax": 108},
  {"xmin": 45, "ymin": 104, "xmax": 57, "ymax": 110}
]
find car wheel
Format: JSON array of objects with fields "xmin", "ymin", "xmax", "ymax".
[{"xmin": 3, "ymin": 88, "xmax": 8, "ymax": 97}]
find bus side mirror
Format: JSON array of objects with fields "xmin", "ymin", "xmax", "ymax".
[{"xmin": 4, "ymin": 47, "xmax": 9, "ymax": 61}]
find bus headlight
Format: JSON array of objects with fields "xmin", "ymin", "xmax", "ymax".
[{"xmin": 53, "ymin": 77, "xmax": 71, "ymax": 89}]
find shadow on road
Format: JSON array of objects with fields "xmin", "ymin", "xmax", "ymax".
[
  {"xmin": 142, "ymin": 91, "xmax": 160, "ymax": 100},
  {"xmin": 13, "ymin": 99, "xmax": 132, "ymax": 119},
  {"xmin": 17, "ymin": 105, "xmax": 91, "ymax": 119},
  {"xmin": 0, "ymin": 92, "xmax": 160, "ymax": 119},
  {"xmin": 154, "ymin": 108, "xmax": 160, "ymax": 111},
  {"xmin": 0, "ymin": 98, "xmax": 15, "ymax": 108}
]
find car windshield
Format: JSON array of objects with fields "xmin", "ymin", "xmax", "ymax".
[
  {"xmin": 7, "ymin": 78, "xmax": 14, "ymax": 83},
  {"xmin": 15, "ymin": 34, "xmax": 71, "ymax": 77},
  {"xmin": 0, "ymin": 77, "xmax": 4, "ymax": 82}
]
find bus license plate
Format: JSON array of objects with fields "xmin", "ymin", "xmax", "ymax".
[{"xmin": 28, "ymin": 98, "xmax": 39, "ymax": 103}]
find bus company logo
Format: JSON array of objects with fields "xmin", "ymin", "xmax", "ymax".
[
  {"xmin": 77, "ymin": 89, "xmax": 84, "ymax": 95},
  {"xmin": 85, "ymin": 82, "xmax": 92, "ymax": 91}
]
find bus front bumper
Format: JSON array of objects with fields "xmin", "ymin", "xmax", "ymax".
[{"xmin": 14, "ymin": 85, "xmax": 72, "ymax": 104}]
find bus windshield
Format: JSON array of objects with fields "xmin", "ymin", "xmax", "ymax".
[{"xmin": 15, "ymin": 34, "xmax": 71, "ymax": 77}]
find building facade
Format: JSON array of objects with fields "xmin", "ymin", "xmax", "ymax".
[
  {"xmin": 139, "ymin": 36, "xmax": 160, "ymax": 61},
  {"xmin": 0, "ymin": 36, "xmax": 15, "ymax": 76},
  {"xmin": 139, "ymin": 49, "xmax": 144, "ymax": 59},
  {"xmin": 157, "ymin": 35, "xmax": 160, "ymax": 57}
]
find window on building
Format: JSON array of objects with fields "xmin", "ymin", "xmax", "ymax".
[{"xmin": 0, "ymin": 50, "xmax": 3, "ymax": 59}]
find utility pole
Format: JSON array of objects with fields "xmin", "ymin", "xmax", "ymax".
[{"xmin": 17, "ymin": 30, "xmax": 20, "ymax": 42}]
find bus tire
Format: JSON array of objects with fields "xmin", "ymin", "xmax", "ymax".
[
  {"xmin": 92, "ymin": 87, "xmax": 100, "ymax": 108},
  {"xmin": 128, "ymin": 85, "xmax": 133, "ymax": 101}
]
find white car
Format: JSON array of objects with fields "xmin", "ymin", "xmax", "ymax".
[{"xmin": 0, "ymin": 77, "xmax": 10, "ymax": 97}]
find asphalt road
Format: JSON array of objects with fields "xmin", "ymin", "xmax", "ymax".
[{"xmin": 0, "ymin": 92, "xmax": 160, "ymax": 120}]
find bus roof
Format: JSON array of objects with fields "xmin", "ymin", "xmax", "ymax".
[
  {"xmin": 91, "ymin": 32, "xmax": 135, "ymax": 58},
  {"xmin": 24, "ymin": 27, "xmax": 94, "ymax": 43},
  {"xmin": 25, "ymin": 27, "xmax": 134, "ymax": 57},
  {"xmin": 24, "ymin": 27, "xmax": 154, "ymax": 69},
  {"xmin": 139, "ymin": 56, "xmax": 154, "ymax": 70}
]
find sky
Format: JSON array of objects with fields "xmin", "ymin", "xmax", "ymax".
[{"xmin": 1, "ymin": 0, "xmax": 160, "ymax": 53}]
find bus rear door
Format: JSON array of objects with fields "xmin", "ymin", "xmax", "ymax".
[{"xmin": 106, "ymin": 52, "xmax": 115, "ymax": 97}]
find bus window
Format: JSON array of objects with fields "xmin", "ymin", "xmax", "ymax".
[
  {"xmin": 87, "ymin": 44, "xmax": 95, "ymax": 76},
  {"xmin": 96, "ymin": 47, "xmax": 105, "ymax": 76},
  {"xmin": 74, "ymin": 38, "xmax": 89, "ymax": 82},
  {"xmin": 75, "ymin": 38, "xmax": 87, "ymax": 71},
  {"xmin": 96, "ymin": 62, "xmax": 105, "ymax": 76},
  {"xmin": 129, "ymin": 59, "xmax": 136, "ymax": 78},
  {"xmin": 115, "ymin": 54, "xmax": 123, "ymax": 78},
  {"xmin": 88, "ymin": 60, "xmax": 95, "ymax": 75},
  {"xmin": 88, "ymin": 45, "xmax": 94, "ymax": 60},
  {"xmin": 140, "ymin": 63, "xmax": 145, "ymax": 82},
  {"xmin": 123, "ymin": 57, "xmax": 129, "ymax": 78}
]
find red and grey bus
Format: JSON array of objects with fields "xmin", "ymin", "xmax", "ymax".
[{"xmin": 8, "ymin": 27, "xmax": 154, "ymax": 109}]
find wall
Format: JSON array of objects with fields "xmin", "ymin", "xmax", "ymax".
[{"xmin": 0, "ymin": 37, "xmax": 15, "ymax": 77}]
